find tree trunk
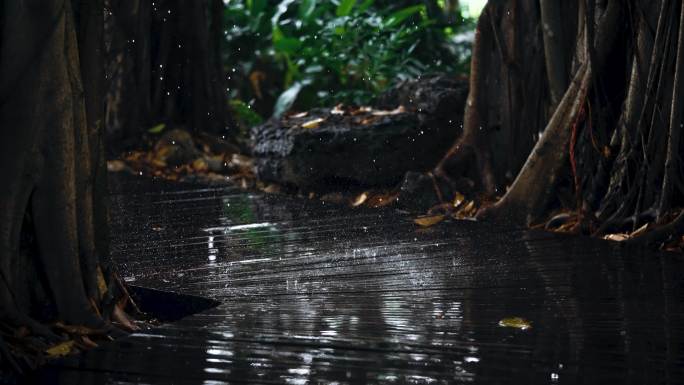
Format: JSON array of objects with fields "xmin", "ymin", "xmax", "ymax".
[
  {"xmin": 438, "ymin": 0, "xmax": 683, "ymax": 244},
  {"xmin": 1, "ymin": 0, "xmax": 126, "ymax": 371},
  {"xmin": 105, "ymin": 0, "xmax": 230, "ymax": 150}
]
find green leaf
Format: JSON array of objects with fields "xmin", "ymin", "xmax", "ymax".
[
  {"xmin": 357, "ymin": 0, "xmax": 374, "ymax": 13},
  {"xmin": 148, "ymin": 123, "xmax": 166, "ymax": 134},
  {"xmin": 298, "ymin": 0, "xmax": 317, "ymax": 21},
  {"xmin": 383, "ymin": 5, "xmax": 425, "ymax": 28},
  {"xmin": 247, "ymin": 0, "xmax": 267, "ymax": 16},
  {"xmin": 274, "ymin": 36, "xmax": 302, "ymax": 54},
  {"xmin": 336, "ymin": 0, "xmax": 357, "ymax": 17},
  {"xmin": 273, "ymin": 82, "xmax": 303, "ymax": 118}
]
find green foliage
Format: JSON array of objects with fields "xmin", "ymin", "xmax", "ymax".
[
  {"xmin": 224, "ymin": 0, "xmax": 474, "ymax": 117},
  {"xmin": 229, "ymin": 99, "xmax": 264, "ymax": 128},
  {"xmin": 229, "ymin": 99, "xmax": 264, "ymax": 141},
  {"xmin": 148, "ymin": 123, "xmax": 166, "ymax": 134}
]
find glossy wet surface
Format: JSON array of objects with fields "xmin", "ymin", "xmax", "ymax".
[{"xmin": 39, "ymin": 176, "xmax": 684, "ymax": 384}]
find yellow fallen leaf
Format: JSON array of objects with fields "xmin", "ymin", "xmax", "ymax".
[
  {"xmin": 453, "ymin": 191, "xmax": 465, "ymax": 207},
  {"xmin": 371, "ymin": 105, "xmax": 406, "ymax": 116},
  {"xmin": 498, "ymin": 317, "xmax": 532, "ymax": 330},
  {"xmin": 106, "ymin": 160, "xmax": 126, "ymax": 172},
  {"xmin": 192, "ymin": 158, "xmax": 208, "ymax": 172},
  {"xmin": 629, "ymin": 223, "xmax": 649, "ymax": 238},
  {"xmin": 45, "ymin": 341, "xmax": 75, "ymax": 357},
  {"xmin": 301, "ymin": 118, "xmax": 325, "ymax": 129},
  {"xmin": 414, "ymin": 214, "xmax": 445, "ymax": 227},
  {"xmin": 351, "ymin": 192, "xmax": 368, "ymax": 207},
  {"xmin": 290, "ymin": 111, "xmax": 308, "ymax": 118},
  {"xmin": 604, "ymin": 233, "xmax": 629, "ymax": 242},
  {"xmin": 330, "ymin": 104, "xmax": 345, "ymax": 115}
]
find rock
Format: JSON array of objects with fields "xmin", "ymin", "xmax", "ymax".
[
  {"xmin": 251, "ymin": 75, "xmax": 468, "ymax": 189},
  {"xmin": 152, "ymin": 129, "xmax": 201, "ymax": 167}
]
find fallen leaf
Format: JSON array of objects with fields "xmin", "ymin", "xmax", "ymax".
[
  {"xmin": 330, "ymin": 104, "xmax": 345, "ymax": 115},
  {"xmin": 262, "ymin": 184, "xmax": 281, "ymax": 194},
  {"xmin": 604, "ymin": 233, "xmax": 629, "ymax": 242},
  {"xmin": 45, "ymin": 341, "xmax": 75, "ymax": 357},
  {"xmin": 351, "ymin": 192, "xmax": 368, "ymax": 207},
  {"xmin": 371, "ymin": 105, "xmax": 406, "ymax": 116},
  {"xmin": 368, "ymin": 192, "xmax": 399, "ymax": 208},
  {"xmin": 290, "ymin": 111, "xmax": 309, "ymax": 118},
  {"xmin": 54, "ymin": 322, "xmax": 106, "ymax": 336},
  {"xmin": 629, "ymin": 223, "xmax": 650, "ymax": 238},
  {"xmin": 452, "ymin": 191, "xmax": 465, "ymax": 207},
  {"xmin": 192, "ymin": 158, "xmax": 208, "ymax": 172},
  {"xmin": 148, "ymin": 123, "xmax": 166, "ymax": 134},
  {"xmin": 301, "ymin": 117, "xmax": 325, "ymax": 129},
  {"xmin": 107, "ymin": 160, "xmax": 127, "ymax": 172},
  {"xmin": 498, "ymin": 317, "xmax": 532, "ymax": 330},
  {"xmin": 414, "ymin": 214, "xmax": 445, "ymax": 227}
]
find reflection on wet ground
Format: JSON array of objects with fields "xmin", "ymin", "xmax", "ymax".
[{"xmin": 40, "ymin": 176, "xmax": 684, "ymax": 384}]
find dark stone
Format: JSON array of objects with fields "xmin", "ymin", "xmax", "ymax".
[{"xmin": 250, "ymin": 75, "xmax": 468, "ymax": 189}]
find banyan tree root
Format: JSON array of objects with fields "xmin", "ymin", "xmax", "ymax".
[
  {"xmin": 0, "ymin": 0, "xmax": 137, "ymax": 373},
  {"xmin": 434, "ymin": 0, "xmax": 682, "ymax": 248}
]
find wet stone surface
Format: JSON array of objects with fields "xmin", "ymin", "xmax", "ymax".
[{"xmin": 36, "ymin": 175, "xmax": 684, "ymax": 384}]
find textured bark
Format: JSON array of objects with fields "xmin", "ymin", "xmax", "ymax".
[
  {"xmin": 436, "ymin": 0, "xmax": 553, "ymax": 195},
  {"xmin": 1, "ymin": 0, "xmax": 123, "ymax": 371},
  {"xmin": 438, "ymin": 0, "xmax": 682, "ymax": 243},
  {"xmin": 105, "ymin": 0, "xmax": 230, "ymax": 149}
]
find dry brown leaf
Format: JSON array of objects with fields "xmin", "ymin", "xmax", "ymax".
[
  {"xmin": 301, "ymin": 118, "xmax": 325, "ymax": 129},
  {"xmin": 290, "ymin": 111, "xmax": 308, "ymax": 118},
  {"xmin": 414, "ymin": 214, "xmax": 446, "ymax": 228},
  {"xmin": 371, "ymin": 105, "xmax": 405, "ymax": 116},
  {"xmin": 630, "ymin": 223, "xmax": 650, "ymax": 238},
  {"xmin": 452, "ymin": 191, "xmax": 465, "ymax": 207},
  {"xmin": 498, "ymin": 317, "xmax": 532, "ymax": 330},
  {"xmin": 54, "ymin": 322, "xmax": 106, "ymax": 336},
  {"xmin": 229, "ymin": 154, "xmax": 254, "ymax": 171},
  {"xmin": 330, "ymin": 104, "xmax": 345, "ymax": 115},
  {"xmin": 604, "ymin": 233, "xmax": 629, "ymax": 242},
  {"xmin": 46, "ymin": 341, "xmax": 75, "ymax": 357},
  {"xmin": 192, "ymin": 158, "xmax": 209, "ymax": 172},
  {"xmin": 368, "ymin": 193, "xmax": 399, "ymax": 208},
  {"xmin": 351, "ymin": 192, "xmax": 368, "ymax": 207},
  {"xmin": 262, "ymin": 184, "xmax": 281, "ymax": 194},
  {"xmin": 462, "ymin": 201, "xmax": 476, "ymax": 215},
  {"xmin": 107, "ymin": 160, "xmax": 127, "ymax": 172}
]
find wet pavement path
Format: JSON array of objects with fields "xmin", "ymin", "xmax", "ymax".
[{"xmin": 40, "ymin": 176, "xmax": 684, "ymax": 384}]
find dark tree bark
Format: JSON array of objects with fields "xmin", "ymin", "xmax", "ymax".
[
  {"xmin": 438, "ymin": 0, "xmax": 684, "ymax": 244},
  {"xmin": 105, "ymin": 0, "xmax": 230, "ymax": 149},
  {"xmin": 0, "ymin": 0, "xmax": 128, "ymax": 372}
]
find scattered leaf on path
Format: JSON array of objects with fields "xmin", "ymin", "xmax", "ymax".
[
  {"xmin": 351, "ymin": 192, "xmax": 368, "ymax": 207},
  {"xmin": 498, "ymin": 317, "xmax": 532, "ymax": 330},
  {"xmin": 604, "ymin": 233, "xmax": 629, "ymax": 242},
  {"xmin": 330, "ymin": 104, "xmax": 345, "ymax": 115},
  {"xmin": 414, "ymin": 214, "xmax": 445, "ymax": 228},
  {"xmin": 148, "ymin": 123, "xmax": 166, "ymax": 134},
  {"xmin": 371, "ymin": 105, "xmax": 405, "ymax": 116},
  {"xmin": 290, "ymin": 111, "xmax": 308, "ymax": 118},
  {"xmin": 107, "ymin": 160, "xmax": 126, "ymax": 172},
  {"xmin": 629, "ymin": 223, "xmax": 650, "ymax": 238},
  {"xmin": 452, "ymin": 191, "xmax": 465, "ymax": 207},
  {"xmin": 45, "ymin": 341, "xmax": 75, "ymax": 357},
  {"xmin": 301, "ymin": 117, "xmax": 326, "ymax": 129}
]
